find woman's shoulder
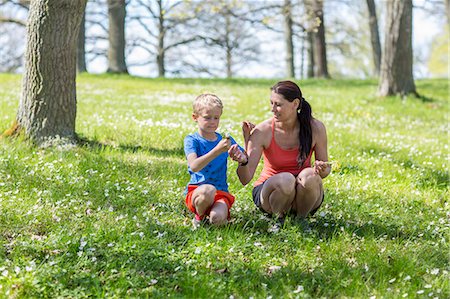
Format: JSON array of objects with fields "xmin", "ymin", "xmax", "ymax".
[
  {"xmin": 255, "ymin": 118, "xmax": 272, "ymax": 131},
  {"xmin": 249, "ymin": 118, "xmax": 272, "ymax": 147},
  {"xmin": 311, "ymin": 118, "xmax": 327, "ymax": 137}
]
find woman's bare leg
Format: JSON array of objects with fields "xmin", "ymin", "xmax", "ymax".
[
  {"xmin": 293, "ymin": 168, "xmax": 323, "ymax": 218},
  {"xmin": 260, "ymin": 172, "xmax": 296, "ymax": 216}
]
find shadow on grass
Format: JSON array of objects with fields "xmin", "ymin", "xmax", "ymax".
[{"xmin": 77, "ymin": 136, "xmax": 184, "ymax": 157}]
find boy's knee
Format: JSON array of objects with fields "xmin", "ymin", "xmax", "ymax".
[
  {"xmin": 209, "ymin": 211, "xmax": 227, "ymax": 225},
  {"xmin": 194, "ymin": 194, "xmax": 214, "ymax": 210}
]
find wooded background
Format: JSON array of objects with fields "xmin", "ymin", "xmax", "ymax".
[
  {"xmin": 1, "ymin": 0, "xmax": 448, "ymax": 79},
  {"xmin": 0, "ymin": 0, "xmax": 448, "ymax": 145}
]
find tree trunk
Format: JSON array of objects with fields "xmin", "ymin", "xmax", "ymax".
[
  {"xmin": 378, "ymin": 0, "xmax": 416, "ymax": 97},
  {"xmin": 13, "ymin": 0, "xmax": 87, "ymax": 145},
  {"xmin": 156, "ymin": 0, "xmax": 165, "ymax": 77},
  {"xmin": 307, "ymin": 31, "xmax": 314, "ymax": 78},
  {"xmin": 283, "ymin": 0, "xmax": 295, "ymax": 78},
  {"xmin": 77, "ymin": 11, "xmax": 87, "ymax": 73},
  {"xmin": 311, "ymin": 0, "xmax": 329, "ymax": 78},
  {"xmin": 366, "ymin": 0, "xmax": 381, "ymax": 76},
  {"xmin": 225, "ymin": 13, "xmax": 232, "ymax": 78},
  {"xmin": 107, "ymin": 0, "xmax": 128, "ymax": 74}
]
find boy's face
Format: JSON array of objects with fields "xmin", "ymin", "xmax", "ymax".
[{"xmin": 193, "ymin": 106, "xmax": 222, "ymax": 135}]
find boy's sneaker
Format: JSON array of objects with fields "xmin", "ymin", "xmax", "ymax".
[{"xmin": 192, "ymin": 215, "xmax": 202, "ymax": 230}]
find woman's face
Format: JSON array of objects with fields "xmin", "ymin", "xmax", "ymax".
[{"xmin": 270, "ymin": 91, "xmax": 299, "ymax": 121}]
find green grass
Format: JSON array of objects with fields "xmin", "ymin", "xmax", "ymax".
[{"xmin": 0, "ymin": 73, "xmax": 448, "ymax": 298}]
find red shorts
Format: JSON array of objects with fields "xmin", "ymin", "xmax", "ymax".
[{"xmin": 185, "ymin": 185, "xmax": 235, "ymax": 219}]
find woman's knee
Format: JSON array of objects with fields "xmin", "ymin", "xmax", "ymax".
[
  {"xmin": 268, "ymin": 173, "xmax": 296, "ymax": 195},
  {"xmin": 297, "ymin": 168, "xmax": 322, "ymax": 190}
]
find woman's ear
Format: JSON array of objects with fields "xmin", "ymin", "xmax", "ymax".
[{"xmin": 294, "ymin": 98, "xmax": 301, "ymax": 110}]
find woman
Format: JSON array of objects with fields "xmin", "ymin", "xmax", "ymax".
[{"xmin": 230, "ymin": 80, "xmax": 331, "ymax": 227}]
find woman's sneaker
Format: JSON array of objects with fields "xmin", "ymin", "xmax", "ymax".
[{"xmin": 268, "ymin": 216, "xmax": 285, "ymax": 233}]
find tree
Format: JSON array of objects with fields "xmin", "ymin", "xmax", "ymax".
[
  {"xmin": 107, "ymin": 0, "xmax": 127, "ymax": 73},
  {"xmin": 305, "ymin": 0, "xmax": 329, "ymax": 78},
  {"xmin": 127, "ymin": 0, "xmax": 200, "ymax": 77},
  {"xmin": 283, "ymin": 0, "xmax": 294, "ymax": 78},
  {"xmin": 77, "ymin": 11, "xmax": 87, "ymax": 73},
  {"xmin": 378, "ymin": 0, "xmax": 416, "ymax": 97},
  {"xmin": 0, "ymin": 0, "xmax": 28, "ymax": 72},
  {"xmin": 3, "ymin": 0, "xmax": 87, "ymax": 145},
  {"xmin": 191, "ymin": 0, "xmax": 261, "ymax": 78},
  {"xmin": 365, "ymin": 0, "xmax": 381, "ymax": 76}
]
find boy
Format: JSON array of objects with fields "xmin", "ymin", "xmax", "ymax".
[{"xmin": 184, "ymin": 93, "xmax": 248, "ymax": 228}]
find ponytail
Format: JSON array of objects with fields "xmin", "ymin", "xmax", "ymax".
[
  {"xmin": 297, "ymin": 98, "xmax": 312, "ymax": 166},
  {"xmin": 270, "ymin": 80, "xmax": 313, "ymax": 166}
]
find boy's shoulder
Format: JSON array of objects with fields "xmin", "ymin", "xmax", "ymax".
[{"xmin": 185, "ymin": 132, "xmax": 200, "ymax": 140}]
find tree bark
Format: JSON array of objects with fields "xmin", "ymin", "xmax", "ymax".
[
  {"xmin": 307, "ymin": 31, "xmax": 314, "ymax": 78},
  {"xmin": 378, "ymin": 0, "xmax": 416, "ymax": 97},
  {"xmin": 311, "ymin": 0, "xmax": 329, "ymax": 78},
  {"xmin": 366, "ymin": 0, "xmax": 381, "ymax": 76},
  {"xmin": 283, "ymin": 0, "xmax": 295, "ymax": 78},
  {"xmin": 156, "ymin": 0, "xmax": 165, "ymax": 77},
  {"xmin": 13, "ymin": 0, "xmax": 87, "ymax": 145},
  {"xmin": 77, "ymin": 11, "xmax": 87, "ymax": 73},
  {"xmin": 107, "ymin": 0, "xmax": 128, "ymax": 74},
  {"xmin": 305, "ymin": 0, "xmax": 330, "ymax": 78}
]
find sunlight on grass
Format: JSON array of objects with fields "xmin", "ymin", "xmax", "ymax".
[{"xmin": 0, "ymin": 73, "xmax": 448, "ymax": 298}]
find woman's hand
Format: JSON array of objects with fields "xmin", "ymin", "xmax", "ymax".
[
  {"xmin": 228, "ymin": 144, "xmax": 247, "ymax": 164},
  {"xmin": 242, "ymin": 121, "xmax": 255, "ymax": 142},
  {"xmin": 314, "ymin": 160, "xmax": 331, "ymax": 178}
]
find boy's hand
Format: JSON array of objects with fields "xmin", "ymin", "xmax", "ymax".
[
  {"xmin": 216, "ymin": 137, "xmax": 231, "ymax": 153},
  {"xmin": 228, "ymin": 144, "xmax": 247, "ymax": 164}
]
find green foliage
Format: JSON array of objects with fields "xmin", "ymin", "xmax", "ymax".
[
  {"xmin": 0, "ymin": 74, "xmax": 448, "ymax": 298},
  {"xmin": 428, "ymin": 27, "xmax": 449, "ymax": 78}
]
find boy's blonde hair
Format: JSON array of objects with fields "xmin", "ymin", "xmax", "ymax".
[{"xmin": 193, "ymin": 94, "xmax": 223, "ymax": 115}]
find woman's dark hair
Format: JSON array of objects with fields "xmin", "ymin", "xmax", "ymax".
[{"xmin": 271, "ymin": 80, "xmax": 312, "ymax": 166}]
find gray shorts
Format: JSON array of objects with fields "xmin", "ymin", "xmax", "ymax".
[{"xmin": 252, "ymin": 181, "xmax": 324, "ymax": 216}]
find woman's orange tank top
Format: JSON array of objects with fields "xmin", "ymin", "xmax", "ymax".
[{"xmin": 254, "ymin": 118, "xmax": 312, "ymax": 186}]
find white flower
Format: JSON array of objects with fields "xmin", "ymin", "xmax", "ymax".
[
  {"xmin": 389, "ymin": 278, "xmax": 396, "ymax": 283},
  {"xmin": 417, "ymin": 290, "xmax": 424, "ymax": 294},
  {"xmin": 403, "ymin": 275, "xmax": 411, "ymax": 281},
  {"xmin": 293, "ymin": 285, "xmax": 304, "ymax": 293},
  {"xmin": 430, "ymin": 268, "xmax": 439, "ymax": 275}
]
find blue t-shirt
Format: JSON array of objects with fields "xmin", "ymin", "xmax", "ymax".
[{"xmin": 184, "ymin": 132, "xmax": 243, "ymax": 193}]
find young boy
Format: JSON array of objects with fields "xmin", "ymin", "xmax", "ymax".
[{"xmin": 184, "ymin": 93, "xmax": 248, "ymax": 228}]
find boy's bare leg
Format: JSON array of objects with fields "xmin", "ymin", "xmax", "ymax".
[
  {"xmin": 209, "ymin": 200, "xmax": 228, "ymax": 225},
  {"xmin": 191, "ymin": 184, "xmax": 215, "ymax": 217},
  {"xmin": 293, "ymin": 168, "xmax": 323, "ymax": 218}
]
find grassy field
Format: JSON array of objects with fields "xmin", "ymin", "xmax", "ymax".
[{"xmin": 0, "ymin": 73, "xmax": 448, "ymax": 298}]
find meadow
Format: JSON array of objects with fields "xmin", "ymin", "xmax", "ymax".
[{"xmin": 0, "ymin": 73, "xmax": 448, "ymax": 298}]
